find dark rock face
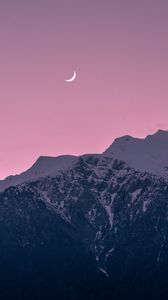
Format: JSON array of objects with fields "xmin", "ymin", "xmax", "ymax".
[
  {"xmin": 1, "ymin": 155, "xmax": 168, "ymax": 299},
  {"xmin": 0, "ymin": 186, "xmax": 111, "ymax": 300}
]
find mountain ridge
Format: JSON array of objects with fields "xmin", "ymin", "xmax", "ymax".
[
  {"xmin": 104, "ymin": 129, "xmax": 168, "ymax": 179},
  {"xmin": 1, "ymin": 152, "xmax": 168, "ymax": 299},
  {"xmin": 1, "ymin": 130, "xmax": 168, "ymax": 298},
  {"xmin": 1, "ymin": 129, "xmax": 168, "ymax": 191}
]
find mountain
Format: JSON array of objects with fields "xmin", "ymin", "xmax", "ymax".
[
  {"xmin": 1, "ymin": 130, "xmax": 168, "ymax": 193},
  {"xmin": 104, "ymin": 129, "xmax": 168, "ymax": 179},
  {"xmin": 0, "ymin": 155, "xmax": 78, "ymax": 192},
  {"xmin": 1, "ymin": 130, "xmax": 168, "ymax": 299},
  {"xmin": 0, "ymin": 181, "xmax": 110, "ymax": 300}
]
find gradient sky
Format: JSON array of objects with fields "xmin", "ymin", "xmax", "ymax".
[{"xmin": 0, "ymin": 0, "xmax": 168, "ymax": 178}]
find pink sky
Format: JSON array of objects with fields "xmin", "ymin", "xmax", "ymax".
[{"xmin": 0, "ymin": 0, "xmax": 168, "ymax": 178}]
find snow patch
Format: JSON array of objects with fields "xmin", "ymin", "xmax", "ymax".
[
  {"xmin": 142, "ymin": 200, "xmax": 149, "ymax": 212},
  {"xmin": 131, "ymin": 189, "xmax": 142, "ymax": 203},
  {"xmin": 99, "ymin": 267, "xmax": 109, "ymax": 277}
]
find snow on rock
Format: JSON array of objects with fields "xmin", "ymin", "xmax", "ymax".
[
  {"xmin": 0, "ymin": 155, "xmax": 78, "ymax": 192},
  {"xmin": 104, "ymin": 203, "xmax": 114, "ymax": 228},
  {"xmin": 1, "ymin": 129, "xmax": 168, "ymax": 193},
  {"xmin": 103, "ymin": 130, "xmax": 168, "ymax": 179},
  {"xmin": 99, "ymin": 267, "xmax": 109, "ymax": 277},
  {"xmin": 131, "ymin": 189, "xmax": 142, "ymax": 203},
  {"xmin": 142, "ymin": 199, "xmax": 150, "ymax": 212}
]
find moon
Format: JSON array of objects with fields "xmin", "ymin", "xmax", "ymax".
[{"xmin": 65, "ymin": 71, "xmax": 76, "ymax": 82}]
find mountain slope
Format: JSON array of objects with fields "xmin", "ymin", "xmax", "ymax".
[
  {"xmin": 1, "ymin": 130, "xmax": 168, "ymax": 298},
  {"xmin": 28, "ymin": 155, "xmax": 168, "ymax": 299},
  {"xmin": 1, "ymin": 129, "xmax": 168, "ymax": 193},
  {"xmin": 1, "ymin": 154, "xmax": 168, "ymax": 299},
  {"xmin": 0, "ymin": 183, "xmax": 110, "ymax": 300},
  {"xmin": 0, "ymin": 155, "xmax": 78, "ymax": 192},
  {"xmin": 104, "ymin": 129, "xmax": 168, "ymax": 179}
]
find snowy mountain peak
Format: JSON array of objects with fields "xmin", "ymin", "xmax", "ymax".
[
  {"xmin": 148, "ymin": 129, "xmax": 168, "ymax": 137},
  {"xmin": 1, "ymin": 129, "xmax": 168, "ymax": 192},
  {"xmin": 103, "ymin": 129, "xmax": 168, "ymax": 178},
  {"xmin": 0, "ymin": 155, "xmax": 78, "ymax": 192},
  {"xmin": 30, "ymin": 155, "xmax": 78, "ymax": 176}
]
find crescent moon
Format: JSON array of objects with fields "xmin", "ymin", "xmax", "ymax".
[{"xmin": 65, "ymin": 71, "xmax": 76, "ymax": 82}]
